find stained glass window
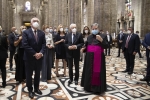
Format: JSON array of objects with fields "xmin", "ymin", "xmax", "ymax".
[{"xmin": 25, "ymin": 1, "xmax": 31, "ymax": 11}]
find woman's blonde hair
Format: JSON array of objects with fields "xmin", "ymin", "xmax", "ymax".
[
  {"xmin": 20, "ymin": 26, "xmax": 27, "ymax": 34},
  {"xmin": 42, "ymin": 25, "xmax": 49, "ymax": 31},
  {"xmin": 57, "ymin": 24, "xmax": 63, "ymax": 31}
]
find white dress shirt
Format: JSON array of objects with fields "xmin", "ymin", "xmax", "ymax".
[{"xmin": 107, "ymin": 34, "xmax": 110, "ymax": 42}]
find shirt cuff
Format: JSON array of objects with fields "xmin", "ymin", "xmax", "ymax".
[
  {"xmin": 75, "ymin": 45, "xmax": 77, "ymax": 49},
  {"xmin": 40, "ymin": 53, "xmax": 43, "ymax": 57}
]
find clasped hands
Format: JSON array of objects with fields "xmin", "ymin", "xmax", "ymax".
[
  {"xmin": 34, "ymin": 53, "xmax": 42, "ymax": 60},
  {"xmin": 47, "ymin": 45, "xmax": 53, "ymax": 49},
  {"xmin": 68, "ymin": 45, "xmax": 77, "ymax": 50},
  {"xmin": 60, "ymin": 39, "xmax": 65, "ymax": 42}
]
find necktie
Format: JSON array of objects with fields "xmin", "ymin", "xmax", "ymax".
[
  {"xmin": 34, "ymin": 30, "xmax": 37, "ymax": 42},
  {"xmin": 72, "ymin": 34, "xmax": 76, "ymax": 43},
  {"xmin": 120, "ymin": 33, "xmax": 122, "ymax": 39},
  {"xmin": 125, "ymin": 34, "xmax": 131, "ymax": 48}
]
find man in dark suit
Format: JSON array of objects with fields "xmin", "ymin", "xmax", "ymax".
[
  {"xmin": 117, "ymin": 29, "xmax": 124, "ymax": 57},
  {"xmin": 0, "ymin": 26, "xmax": 8, "ymax": 88},
  {"xmin": 8, "ymin": 27, "xmax": 19, "ymax": 71},
  {"xmin": 65, "ymin": 23, "xmax": 84, "ymax": 85},
  {"xmin": 105, "ymin": 31, "xmax": 112, "ymax": 56},
  {"xmin": 22, "ymin": 17, "xmax": 46, "ymax": 99},
  {"xmin": 140, "ymin": 33, "xmax": 150, "ymax": 85},
  {"xmin": 135, "ymin": 31, "xmax": 143, "ymax": 58},
  {"xmin": 122, "ymin": 27, "xmax": 140, "ymax": 75}
]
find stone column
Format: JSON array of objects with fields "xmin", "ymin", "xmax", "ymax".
[
  {"xmin": 48, "ymin": 0, "xmax": 53, "ymax": 26},
  {"xmin": 1, "ymin": 0, "xmax": 7, "ymax": 32},
  {"xmin": 132, "ymin": 0, "xmax": 142, "ymax": 36},
  {"xmin": 87, "ymin": 0, "xmax": 94, "ymax": 28},
  {"xmin": 141, "ymin": 0, "xmax": 150, "ymax": 37},
  {"xmin": 43, "ymin": 3, "xmax": 49, "ymax": 25},
  {"xmin": 0, "ymin": 0, "xmax": 2, "ymax": 26},
  {"xmin": 68, "ymin": 0, "xmax": 82, "ymax": 32}
]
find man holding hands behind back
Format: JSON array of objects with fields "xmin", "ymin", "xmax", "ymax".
[
  {"xmin": 65, "ymin": 23, "xmax": 84, "ymax": 85},
  {"xmin": 22, "ymin": 17, "xmax": 46, "ymax": 99}
]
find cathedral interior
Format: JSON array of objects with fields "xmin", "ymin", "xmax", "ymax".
[{"xmin": 0, "ymin": 0, "xmax": 150, "ymax": 100}]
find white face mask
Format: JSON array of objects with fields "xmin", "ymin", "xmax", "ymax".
[
  {"xmin": 15, "ymin": 29, "xmax": 18, "ymax": 33},
  {"xmin": 84, "ymin": 30, "xmax": 88, "ymax": 34},
  {"xmin": 72, "ymin": 28, "xmax": 77, "ymax": 33},
  {"xmin": 60, "ymin": 28, "xmax": 63, "ymax": 32},
  {"xmin": 45, "ymin": 28, "xmax": 49, "ymax": 33},
  {"xmin": 120, "ymin": 31, "xmax": 122, "ymax": 33},
  {"xmin": 32, "ymin": 22, "xmax": 39, "ymax": 28},
  {"xmin": 128, "ymin": 30, "xmax": 131, "ymax": 34}
]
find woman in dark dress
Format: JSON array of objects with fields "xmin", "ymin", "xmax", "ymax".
[
  {"xmin": 80, "ymin": 26, "xmax": 91, "ymax": 61},
  {"xmin": 41, "ymin": 25, "xmax": 54, "ymax": 82},
  {"xmin": 54, "ymin": 24, "xmax": 66, "ymax": 77},
  {"xmin": 80, "ymin": 23, "xmax": 108, "ymax": 94},
  {"xmin": 14, "ymin": 26, "xmax": 26, "ymax": 83}
]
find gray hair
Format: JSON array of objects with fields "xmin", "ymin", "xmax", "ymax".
[
  {"xmin": 91, "ymin": 23, "xmax": 99, "ymax": 28},
  {"xmin": 70, "ymin": 23, "xmax": 76, "ymax": 29},
  {"xmin": 30, "ymin": 17, "xmax": 40, "ymax": 24}
]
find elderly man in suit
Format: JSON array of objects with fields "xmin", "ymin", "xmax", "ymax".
[
  {"xmin": 117, "ymin": 29, "xmax": 124, "ymax": 57},
  {"xmin": 0, "ymin": 26, "xmax": 8, "ymax": 88},
  {"xmin": 140, "ymin": 33, "xmax": 150, "ymax": 86},
  {"xmin": 22, "ymin": 17, "xmax": 46, "ymax": 99},
  {"xmin": 122, "ymin": 27, "xmax": 140, "ymax": 75},
  {"xmin": 65, "ymin": 23, "xmax": 84, "ymax": 85},
  {"xmin": 8, "ymin": 27, "xmax": 19, "ymax": 71}
]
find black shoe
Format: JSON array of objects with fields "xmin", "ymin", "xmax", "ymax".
[
  {"xmin": 10, "ymin": 68, "xmax": 13, "ymax": 71},
  {"xmin": 140, "ymin": 56, "xmax": 143, "ymax": 58},
  {"xmin": 29, "ymin": 91, "xmax": 34, "ymax": 99},
  {"xmin": 146, "ymin": 80, "xmax": 150, "ymax": 86},
  {"xmin": 34, "ymin": 89, "xmax": 42, "ymax": 95},
  {"xmin": 122, "ymin": 70, "xmax": 128, "ymax": 73},
  {"xmin": 2, "ymin": 82, "xmax": 6, "ymax": 88},
  {"xmin": 108, "ymin": 54, "xmax": 111, "ymax": 56},
  {"xmin": 128, "ymin": 72, "xmax": 133, "ymax": 75},
  {"xmin": 117, "ymin": 56, "xmax": 120, "ymax": 57},
  {"xmin": 68, "ymin": 80, "xmax": 72, "ymax": 84},
  {"xmin": 75, "ymin": 81, "xmax": 78, "ymax": 85},
  {"xmin": 140, "ymin": 78, "xmax": 147, "ymax": 81}
]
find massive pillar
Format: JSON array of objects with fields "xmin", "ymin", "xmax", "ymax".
[
  {"xmin": 132, "ymin": 0, "xmax": 142, "ymax": 37},
  {"xmin": 68, "ymin": 0, "xmax": 82, "ymax": 32},
  {"xmin": 88, "ymin": 0, "xmax": 117, "ymax": 33},
  {"xmin": 87, "ymin": 0, "xmax": 94, "ymax": 28},
  {"xmin": 141, "ymin": 0, "xmax": 150, "ymax": 37}
]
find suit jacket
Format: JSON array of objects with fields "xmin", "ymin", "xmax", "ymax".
[
  {"xmin": 22, "ymin": 28, "xmax": 46, "ymax": 61},
  {"xmin": 117, "ymin": 33, "xmax": 124, "ymax": 45},
  {"xmin": 142, "ymin": 33, "xmax": 150, "ymax": 57},
  {"xmin": 106, "ymin": 34, "xmax": 112, "ymax": 44},
  {"xmin": 122, "ymin": 33, "xmax": 140, "ymax": 54},
  {"xmin": 65, "ymin": 32, "xmax": 84, "ymax": 58},
  {"xmin": 0, "ymin": 34, "xmax": 8, "ymax": 60},
  {"xmin": 8, "ymin": 32, "xmax": 19, "ymax": 51}
]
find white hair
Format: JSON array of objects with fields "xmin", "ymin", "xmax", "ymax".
[
  {"xmin": 30, "ymin": 17, "xmax": 40, "ymax": 24},
  {"xmin": 70, "ymin": 23, "xmax": 76, "ymax": 29}
]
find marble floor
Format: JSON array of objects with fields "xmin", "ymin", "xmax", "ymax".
[{"xmin": 0, "ymin": 48, "xmax": 150, "ymax": 100}]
